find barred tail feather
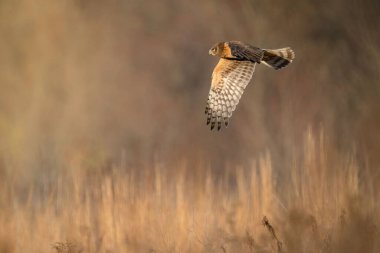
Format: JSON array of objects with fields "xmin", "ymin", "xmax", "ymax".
[{"xmin": 262, "ymin": 47, "xmax": 295, "ymax": 70}]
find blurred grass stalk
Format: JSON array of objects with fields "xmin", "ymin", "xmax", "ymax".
[{"xmin": 0, "ymin": 130, "xmax": 378, "ymax": 253}]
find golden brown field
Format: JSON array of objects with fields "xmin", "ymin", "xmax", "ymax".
[
  {"xmin": 1, "ymin": 130, "xmax": 379, "ymax": 253},
  {"xmin": 1, "ymin": 0, "xmax": 379, "ymax": 252}
]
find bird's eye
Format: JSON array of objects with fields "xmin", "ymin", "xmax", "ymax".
[{"xmin": 212, "ymin": 48, "xmax": 217, "ymax": 52}]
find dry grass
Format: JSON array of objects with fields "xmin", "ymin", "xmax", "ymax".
[
  {"xmin": 0, "ymin": 0, "xmax": 379, "ymax": 252},
  {"xmin": 0, "ymin": 131, "xmax": 378, "ymax": 253}
]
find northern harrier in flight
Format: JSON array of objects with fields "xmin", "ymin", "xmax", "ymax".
[{"xmin": 205, "ymin": 41, "xmax": 295, "ymax": 130}]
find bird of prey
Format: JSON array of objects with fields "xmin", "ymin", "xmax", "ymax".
[{"xmin": 205, "ymin": 41, "xmax": 295, "ymax": 130}]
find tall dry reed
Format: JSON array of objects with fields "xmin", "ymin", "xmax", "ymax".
[{"xmin": 0, "ymin": 131, "xmax": 378, "ymax": 253}]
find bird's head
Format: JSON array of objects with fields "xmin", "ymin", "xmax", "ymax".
[{"xmin": 209, "ymin": 42, "xmax": 224, "ymax": 57}]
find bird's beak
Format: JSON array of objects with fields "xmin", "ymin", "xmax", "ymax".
[{"xmin": 208, "ymin": 49, "xmax": 212, "ymax": 55}]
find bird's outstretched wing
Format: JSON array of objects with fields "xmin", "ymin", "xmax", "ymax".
[
  {"xmin": 227, "ymin": 41, "xmax": 264, "ymax": 62},
  {"xmin": 205, "ymin": 59, "xmax": 256, "ymax": 130}
]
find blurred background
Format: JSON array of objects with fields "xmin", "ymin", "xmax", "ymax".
[
  {"xmin": 0, "ymin": 0, "xmax": 379, "ymax": 183},
  {"xmin": 1, "ymin": 1, "xmax": 380, "ymax": 252}
]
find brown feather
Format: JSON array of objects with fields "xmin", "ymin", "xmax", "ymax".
[
  {"xmin": 205, "ymin": 59, "xmax": 256, "ymax": 131},
  {"xmin": 206, "ymin": 41, "xmax": 295, "ymax": 130}
]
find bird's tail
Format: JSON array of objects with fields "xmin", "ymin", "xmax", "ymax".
[{"xmin": 262, "ymin": 47, "xmax": 295, "ymax": 70}]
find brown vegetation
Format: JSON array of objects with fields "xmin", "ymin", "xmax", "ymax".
[
  {"xmin": 1, "ymin": 131, "xmax": 379, "ymax": 252},
  {"xmin": 0, "ymin": 0, "xmax": 379, "ymax": 252}
]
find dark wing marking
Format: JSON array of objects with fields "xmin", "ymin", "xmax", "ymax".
[{"xmin": 227, "ymin": 41, "xmax": 264, "ymax": 63}]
